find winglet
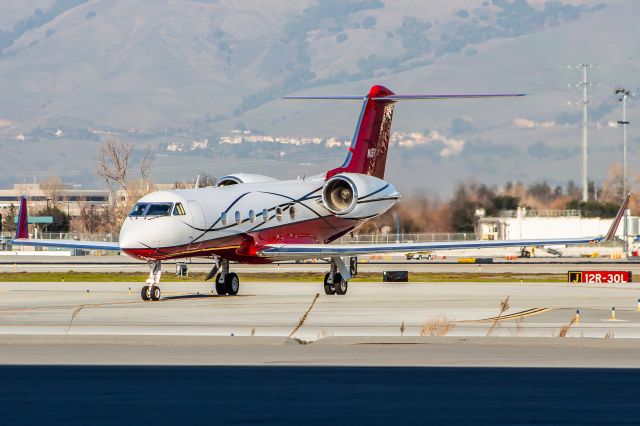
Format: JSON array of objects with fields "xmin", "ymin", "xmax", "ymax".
[
  {"xmin": 605, "ymin": 193, "xmax": 631, "ymax": 241},
  {"xmin": 15, "ymin": 195, "xmax": 29, "ymax": 239}
]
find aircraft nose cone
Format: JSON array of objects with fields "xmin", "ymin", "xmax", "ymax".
[{"xmin": 119, "ymin": 220, "xmax": 133, "ymax": 248}]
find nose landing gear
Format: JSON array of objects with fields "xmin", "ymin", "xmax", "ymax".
[{"xmin": 141, "ymin": 260, "xmax": 162, "ymax": 301}]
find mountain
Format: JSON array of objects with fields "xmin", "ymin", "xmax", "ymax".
[{"xmin": 0, "ymin": 0, "xmax": 638, "ymax": 195}]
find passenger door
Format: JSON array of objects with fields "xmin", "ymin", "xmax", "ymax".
[{"xmin": 187, "ymin": 200, "xmax": 206, "ymax": 250}]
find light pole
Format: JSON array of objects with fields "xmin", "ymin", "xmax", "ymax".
[{"xmin": 616, "ymin": 88, "xmax": 630, "ymax": 257}]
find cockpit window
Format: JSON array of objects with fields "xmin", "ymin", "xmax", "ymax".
[
  {"xmin": 173, "ymin": 203, "xmax": 186, "ymax": 216},
  {"xmin": 145, "ymin": 203, "xmax": 173, "ymax": 216},
  {"xmin": 129, "ymin": 203, "xmax": 149, "ymax": 217}
]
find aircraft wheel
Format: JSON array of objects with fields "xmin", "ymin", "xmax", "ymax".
[
  {"xmin": 150, "ymin": 286, "xmax": 161, "ymax": 301},
  {"xmin": 215, "ymin": 273, "xmax": 227, "ymax": 295},
  {"xmin": 227, "ymin": 273, "xmax": 240, "ymax": 296},
  {"xmin": 334, "ymin": 273, "xmax": 348, "ymax": 296},
  {"xmin": 141, "ymin": 285, "xmax": 151, "ymax": 301},
  {"xmin": 323, "ymin": 273, "xmax": 336, "ymax": 295}
]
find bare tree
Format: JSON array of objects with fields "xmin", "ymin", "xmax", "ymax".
[
  {"xmin": 97, "ymin": 137, "xmax": 133, "ymax": 195},
  {"xmin": 95, "ymin": 137, "xmax": 155, "ymax": 234},
  {"xmin": 40, "ymin": 176, "xmax": 65, "ymax": 204},
  {"xmin": 197, "ymin": 173, "xmax": 217, "ymax": 188}
]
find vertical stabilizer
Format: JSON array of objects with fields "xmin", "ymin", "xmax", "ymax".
[
  {"xmin": 16, "ymin": 196, "xmax": 28, "ymax": 239},
  {"xmin": 327, "ymin": 85, "xmax": 395, "ymax": 179}
]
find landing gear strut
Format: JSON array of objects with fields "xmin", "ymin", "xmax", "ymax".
[
  {"xmin": 214, "ymin": 259, "xmax": 240, "ymax": 296},
  {"xmin": 323, "ymin": 257, "xmax": 355, "ymax": 296},
  {"xmin": 141, "ymin": 260, "xmax": 162, "ymax": 301}
]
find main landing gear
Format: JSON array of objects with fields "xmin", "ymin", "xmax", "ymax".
[
  {"xmin": 323, "ymin": 256, "xmax": 357, "ymax": 296},
  {"xmin": 141, "ymin": 260, "xmax": 162, "ymax": 302},
  {"xmin": 203, "ymin": 257, "xmax": 240, "ymax": 296},
  {"xmin": 214, "ymin": 259, "xmax": 240, "ymax": 296}
]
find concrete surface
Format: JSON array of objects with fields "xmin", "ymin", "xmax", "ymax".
[
  {"xmin": 0, "ymin": 279, "xmax": 640, "ymax": 367},
  {"xmin": 2, "ymin": 335, "xmax": 640, "ymax": 367},
  {"xmin": 1, "ymin": 280, "xmax": 639, "ymax": 339}
]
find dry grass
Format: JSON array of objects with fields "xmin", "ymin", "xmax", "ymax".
[
  {"xmin": 487, "ymin": 296, "xmax": 510, "ymax": 336},
  {"xmin": 400, "ymin": 321, "xmax": 406, "ymax": 336},
  {"xmin": 288, "ymin": 293, "xmax": 319, "ymax": 338},
  {"xmin": 514, "ymin": 317, "xmax": 524, "ymax": 336},
  {"xmin": 65, "ymin": 305, "xmax": 85, "ymax": 335},
  {"xmin": 557, "ymin": 318, "xmax": 576, "ymax": 337},
  {"xmin": 604, "ymin": 331, "xmax": 615, "ymax": 339},
  {"xmin": 250, "ymin": 327, "xmax": 256, "ymax": 337},
  {"xmin": 420, "ymin": 317, "xmax": 456, "ymax": 336}
]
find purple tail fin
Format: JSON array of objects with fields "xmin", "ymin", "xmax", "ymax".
[{"xmin": 15, "ymin": 196, "xmax": 28, "ymax": 239}]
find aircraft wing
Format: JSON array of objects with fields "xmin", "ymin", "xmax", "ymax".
[
  {"xmin": 258, "ymin": 236, "xmax": 601, "ymax": 258},
  {"xmin": 11, "ymin": 238, "xmax": 121, "ymax": 251},
  {"xmin": 10, "ymin": 196, "xmax": 121, "ymax": 252},
  {"xmin": 260, "ymin": 194, "xmax": 630, "ymax": 259}
]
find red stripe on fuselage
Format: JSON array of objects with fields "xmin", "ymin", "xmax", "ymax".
[{"xmin": 121, "ymin": 215, "xmax": 359, "ymax": 262}]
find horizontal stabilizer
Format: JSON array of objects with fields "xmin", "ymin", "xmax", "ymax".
[
  {"xmin": 283, "ymin": 93, "xmax": 526, "ymax": 101},
  {"xmin": 371, "ymin": 93, "xmax": 527, "ymax": 100}
]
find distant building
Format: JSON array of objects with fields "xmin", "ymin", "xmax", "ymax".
[
  {"xmin": 477, "ymin": 207, "xmax": 637, "ymax": 241},
  {"xmin": 0, "ymin": 184, "xmax": 111, "ymax": 216}
]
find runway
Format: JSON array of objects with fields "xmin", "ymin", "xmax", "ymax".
[{"xmin": 1, "ymin": 279, "xmax": 640, "ymax": 367}]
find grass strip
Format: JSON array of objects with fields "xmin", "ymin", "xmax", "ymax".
[{"xmin": 0, "ymin": 271, "xmax": 569, "ymax": 283}]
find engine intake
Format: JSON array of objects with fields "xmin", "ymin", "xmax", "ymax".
[
  {"xmin": 322, "ymin": 176, "xmax": 357, "ymax": 215},
  {"xmin": 321, "ymin": 173, "xmax": 400, "ymax": 218}
]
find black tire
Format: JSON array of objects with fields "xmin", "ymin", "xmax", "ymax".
[
  {"xmin": 141, "ymin": 285, "xmax": 150, "ymax": 301},
  {"xmin": 150, "ymin": 286, "xmax": 161, "ymax": 301},
  {"xmin": 349, "ymin": 257, "xmax": 358, "ymax": 277},
  {"xmin": 323, "ymin": 273, "xmax": 336, "ymax": 295},
  {"xmin": 334, "ymin": 273, "xmax": 348, "ymax": 295},
  {"xmin": 215, "ymin": 273, "xmax": 227, "ymax": 295},
  {"xmin": 226, "ymin": 273, "xmax": 239, "ymax": 296}
]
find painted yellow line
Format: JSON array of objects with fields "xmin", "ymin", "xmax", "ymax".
[{"xmin": 460, "ymin": 307, "xmax": 552, "ymax": 323}]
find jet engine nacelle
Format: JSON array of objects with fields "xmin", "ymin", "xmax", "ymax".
[
  {"xmin": 217, "ymin": 173, "xmax": 279, "ymax": 186},
  {"xmin": 321, "ymin": 173, "xmax": 400, "ymax": 218}
]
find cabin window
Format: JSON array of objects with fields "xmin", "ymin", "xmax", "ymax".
[
  {"xmin": 248, "ymin": 209, "xmax": 255, "ymax": 223},
  {"xmin": 172, "ymin": 203, "xmax": 186, "ymax": 216},
  {"xmin": 129, "ymin": 203, "xmax": 148, "ymax": 217},
  {"xmin": 235, "ymin": 211, "xmax": 241, "ymax": 225},
  {"xmin": 276, "ymin": 207, "xmax": 283, "ymax": 221},
  {"xmin": 262, "ymin": 209, "xmax": 269, "ymax": 222},
  {"xmin": 289, "ymin": 205, "xmax": 296, "ymax": 220},
  {"xmin": 220, "ymin": 212, "xmax": 228, "ymax": 226}
]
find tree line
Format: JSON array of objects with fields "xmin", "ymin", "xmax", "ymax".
[{"xmin": 0, "ymin": 139, "xmax": 631, "ymax": 237}]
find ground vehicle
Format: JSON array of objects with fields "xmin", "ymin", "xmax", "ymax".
[{"xmin": 405, "ymin": 252, "xmax": 433, "ymax": 260}]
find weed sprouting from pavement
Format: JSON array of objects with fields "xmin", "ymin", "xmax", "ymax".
[
  {"xmin": 289, "ymin": 293, "xmax": 320, "ymax": 338},
  {"xmin": 487, "ymin": 296, "xmax": 510, "ymax": 336},
  {"xmin": 558, "ymin": 318, "xmax": 576, "ymax": 337},
  {"xmin": 250, "ymin": 328, "xmax": 256, "ymax": 336},
  {"xmin": 400, "ymin": 321, "xmax": 406, "ymax": 336},
  {"xmin": 604, "ymin": 331, "xmax": 615, "ymax": 339},
  {"xmin": 420, "ymin": 318, "xmax": 455, "ymax": 336},
  {"xmin": 65, "ymin": 305, "xmax": 85, "ymax": 335},
  {"xmin": 514, "ymin": 317, "xmax": 524, "ymax": 336}
]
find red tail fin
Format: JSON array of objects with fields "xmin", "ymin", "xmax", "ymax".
[
  {"xmin": 327, "ymin": 85, "xmax": 395, "ymax": 179},
  {"xmin": 16, "ymin": 196, "xmax": 28, "ymax": 239}
]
